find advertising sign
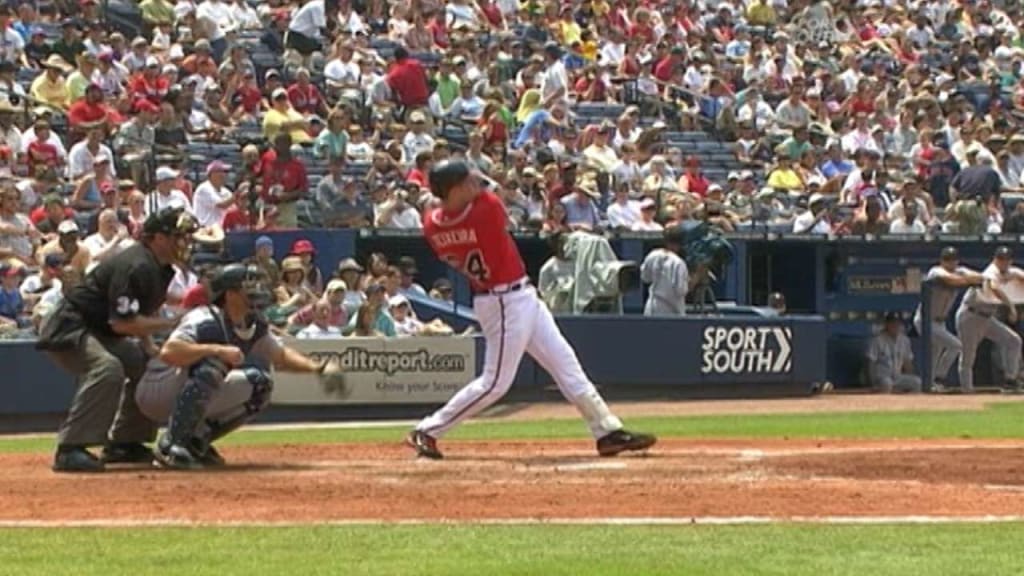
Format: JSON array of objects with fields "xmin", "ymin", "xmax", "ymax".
[
  {"xmin": 273, "ymin": 336, "xmax": 476, "ymax": 405},
  {"xmin": 700, "ymin": 325, "xmax": 793, "ymax": 375}
]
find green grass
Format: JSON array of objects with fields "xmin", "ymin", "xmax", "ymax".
[
  {"xmin": 1, "ymin": 524, "xmax": 1022, "ymax": 576},
  {"xmin": 3, "ymin": 401, "xmax": 1024, "ymax": 455},
  {"xmin": 4, "ymin": 404, "xmax": 1024, "ymax": 573}
]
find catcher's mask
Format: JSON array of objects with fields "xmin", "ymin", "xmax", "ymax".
[{"xmin": 211, "ymin": 264, "xmax": 274, "ymax": 322}]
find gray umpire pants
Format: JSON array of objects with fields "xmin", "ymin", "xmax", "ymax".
[
  {"xmin": 47, "ymin": 333, "xmax": 154, "ymax": 447},
  {"xmin": 956, "ymin": 307, "xmax": 1022, "ymax": 391},
  {"xmin": 135, "ymin": 359, "xmax": 270, "ymax": 426},
  {"xmin": 913, "ymin": 316, "xmax": 962, "ymax": 383}
]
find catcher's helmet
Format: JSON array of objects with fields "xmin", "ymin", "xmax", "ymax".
[{"xmin": 210, "ymin": 264, "xmax": 271, "ymax": 309}]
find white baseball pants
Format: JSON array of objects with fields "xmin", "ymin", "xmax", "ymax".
[
  {"xmin": 955, "ymin": 307, "xmax": 1022, "ymax": 391},
  {"xmin": 416, "ymin": 283, "xmax": 623, "ymax": 439},
  {"xmin": 913, "ymin": 315, "xmax": 962, "ymax": 383}
]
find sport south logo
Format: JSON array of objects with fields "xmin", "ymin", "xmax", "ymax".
[{"xmin": 700, "ymin": 326, "xmax": 793, "ymax": 374}]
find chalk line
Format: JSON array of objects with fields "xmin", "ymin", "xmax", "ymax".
[{"xmin": 0, "ymin": 516, "xmax": 1022, "ymax": 528}]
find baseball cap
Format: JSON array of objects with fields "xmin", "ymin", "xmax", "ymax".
[
  {"xmin": 640, "ymin": 197, "xmax": 656, "ymax": 210},
  {"xmin": 155, "ymin": 166, "xmax": 179, "ymax": 182},
  {"xmin": 44, "ymin": 253, "xmax": 65, "ymax": 270},
  {"xmin": 808, "ymin": 193, "xmax": 826, "ymax": 205},
  {"xmin": 940, "ymin": 246, "xmax": 959, "ymax": 260},
  {"xmin": 57, "ymin": 220, "xmax": 79, "ymax": 235},
  {"xmin": 884, "ymin": 311, "xmax": 901, "ymax": 323},
  {"xmin": 254, "ymin": 235, "xmax": 273, "ymax": 250},
  {"xmin": 206, "ymin": 160, "xmax": 230, "ymax": 175},
  {"xmin": 388, "ymin": 294, "xmax": 410, "ymax": 308},
  {"xmin": 291, "ymin": 239, "xmax": 315, "ymax": 255},
  {"xmin": 326, "ymin": 279, "xmax": 347, "ymax": 293},
  {"xmin": 398, "ymin": 256, "xmax": 418, "ymax": 275},
  {"xmin": 337, "ymin": 257, "xmax": 364, "ymax": 273},
  {"xmin": 365, "ymin": 282, "xmax": 385, "ymax": 295},
  {"xmin": 432, "ymin": 278, "xmax": 453, "ymax": 292},
  {"xmin": 92, "ymin": 152, "xmax": 110, "ymax": 165},
  {"xmin": 0, "ymin": 264, "xmax": 20, "ymax": 278},
  {"xmin": 145, "ymin": 56, "xmax": 160, "ymax": 68},
  {"xmin": 271, "ymin": 87, "xmax": 288, "ymax": 101},
  {"xmin": 995, "ymin": 246, "xmax": 1013, "ymax": 259}
]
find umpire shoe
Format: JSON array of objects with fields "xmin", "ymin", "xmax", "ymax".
[
  {"xmin": 405, "ymin": 431, "xmax": 443, "ymax": 460},
  {"xmin": 53, "ymin": 446, "xmax": 105, "ymax": 473},
  {"xmin": 596, "ymin": 430, "xmax": 657, "ymax": 457},
  {"xmin": 101, "ymin": 442, "xmax": 155, "ymax": 465},
  {"xmin": 154, "ymin": 442, "xmax": 204, "ymax": 471}
]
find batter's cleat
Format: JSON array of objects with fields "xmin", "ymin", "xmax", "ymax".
[
  {"xmin": 101, "ymin": 442, "xmax": 155, "ymax": 464},
  {"xmin": 597, "ymin": 430, "xmax": 657, "ymax": 457},
  {"xmin": 53, "ymin": 446, "xmax": 105, "ymax": 473},
  {"xmin": 405, "ymin": 431, "xmax": 443, "ymax": 460},
  {"xmin": 154, "ymin": 443, "xmax": 204, "ymax": 471}
]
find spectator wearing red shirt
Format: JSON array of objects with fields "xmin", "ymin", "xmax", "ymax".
[
  {"xmin": 129, "ymin": 57, "xmax": 170, "ymax": 104},
  {"xmin": 406, "ymin": 151, "xmax": 433, "ymax": 188},
  {"xmin": 653, "ymin": 46, "xmax": 685, "ymax": 83},
  {"xmin": 261, "ymin": 132, "xmax": 309, "ymax": 229},
  {"xmin": 628, "ymin": 9, "xmax": 655, "ymax": 44},
  {"xmin": 31, "ymin": 194, "xmax": 74, "ymax": 235},
  {"xmin": 678, "ymin": 156, "xmax": 711, "ymax": 197},
  {"xmin": 221, "ymin": 183, "xmax": 266, "ymax": 232},
  {"xmin": 24, "ymin": 118, "xmax": 61, "ymax": 178},
  {"xmin": 286, "ymin": 67, "xmax": 327, "ymax": 117},
  {"xmin": 426, "ymin": 10, "xmax": 449, "ymax": 49},
  {"xmin": 386, "ymin": 46, "xmax": 429, "ymax": 108},
  {"xmin": 231, "ymin": 70, "xmax": 263, "ymax": 117},
  {"xmin": 67, "ymin": 84, "xmax": 118, "ymax": 130}
]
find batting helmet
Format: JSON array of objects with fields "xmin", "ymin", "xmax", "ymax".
[
  {"xmin": 428, "ymin": 160, "xmax": 471, "ymax": 200},
  {"xmin": 940, "ymin": 246, "xmax": 959, "ymax": 261}
]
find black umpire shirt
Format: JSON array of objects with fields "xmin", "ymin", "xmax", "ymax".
[{"xmin": 63, "ymin": 242, "xmax": 175, "ymax": 339}]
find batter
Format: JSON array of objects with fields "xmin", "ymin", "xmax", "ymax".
[{"xmin": 405, "ymin": 161, "xmax": 656, "ymax": 459}]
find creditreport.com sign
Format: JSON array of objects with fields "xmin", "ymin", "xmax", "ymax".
[{"xmin": 700, "ymin": 326, "xmax": 792, "ymax": 375}]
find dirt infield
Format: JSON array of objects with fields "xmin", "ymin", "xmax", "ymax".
[{"xmin": 3, "ymin": 438, "xmax": 1024, "ymax": 523}]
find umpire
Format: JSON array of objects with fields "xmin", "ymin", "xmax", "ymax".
[{"xmin": 37, "ymin": 207, "xmax": 197, "ymax": 473}]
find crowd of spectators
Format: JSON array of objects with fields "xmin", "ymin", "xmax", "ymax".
[{"xmin": 1, "ymin": 0, "xmax": 1024, "ymax": 332}]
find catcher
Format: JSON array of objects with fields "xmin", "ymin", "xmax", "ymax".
[{"xmin": 134, "ymin": 263, "xmax": 344, "ymax": 469}]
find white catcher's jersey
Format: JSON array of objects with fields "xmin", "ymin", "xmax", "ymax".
[{"xmin": 640, "ymin": 248, "xmax": 689, "ymax": 316}]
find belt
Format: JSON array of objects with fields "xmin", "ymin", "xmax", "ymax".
[
  {"xmin": 477, "ymin": 280, "xmax": 529, "ymax": 297},
  {"xmin": 966, "ymin": 306, "xmax": 993, "ymax": 318}
]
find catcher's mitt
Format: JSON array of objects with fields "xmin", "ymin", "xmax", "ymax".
[{"xmin": 318, "ymin": 358, "xmax": 349, "ymax": 398}]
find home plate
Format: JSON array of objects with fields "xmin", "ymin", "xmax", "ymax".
[{"xmin": 554, "ymin": 462, "xmax": 628, "ymax": 472}]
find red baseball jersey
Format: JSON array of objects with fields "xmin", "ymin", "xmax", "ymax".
[{"xmin": 423, "ymin": 191, "xmax": 526, "ymax": 292}]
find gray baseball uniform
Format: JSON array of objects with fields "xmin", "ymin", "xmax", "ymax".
[
  {"xmin": 135, "ymin": 306, "xmax": 282, "ymax": 427},
  {"xmin": 867, "ymin": 331, "xmax": 923, "ymax": 393},
  {"xmin": 640, "ymin": 248, "xmax": 689, "ymax": 316},
  {"xmin": 913, "ymin": 266, "xmax": 970, "ymax": 384},
  {"xmin": 955, "ymin": 264, "xmax": 1024, "ymax": 391}
]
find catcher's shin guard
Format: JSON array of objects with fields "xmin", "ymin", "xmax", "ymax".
[
  {"xmin": 198, "ymin": 367, "xmax": 274, "ymax": 448},
  {"xmin": 166, "ymin": 359, "xmax": 226, "ymax": 446}
]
